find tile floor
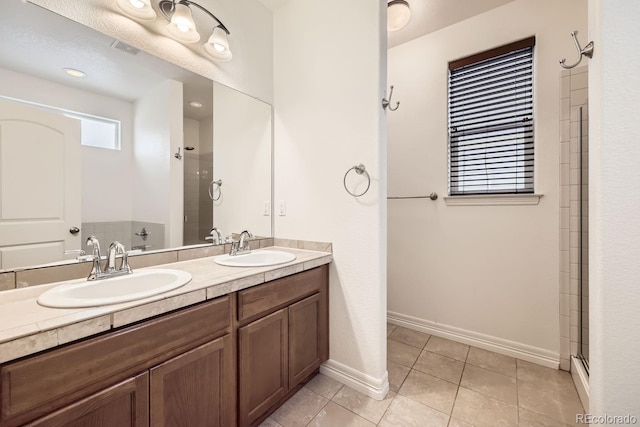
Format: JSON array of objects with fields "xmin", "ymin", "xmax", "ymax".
[{"xmin": 260, "ymin": 324, "xmax": 585, "ymax": 427}]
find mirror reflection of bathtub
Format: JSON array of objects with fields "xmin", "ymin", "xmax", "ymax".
[{"xmin": 0, "ymin": 1, "xmax": 272, "ymax": 270}]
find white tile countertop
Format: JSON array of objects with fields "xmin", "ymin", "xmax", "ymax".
[{"xmin": 0, "ymin": 247, "xmax": 332, "ymax": 364}]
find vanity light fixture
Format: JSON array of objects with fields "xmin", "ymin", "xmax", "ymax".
[
  {"xmin": 114, "ymin": 0, "xmax": 232, "ymax": 61},
  {"xmin": 387, "ymin": 0, "xmax": 411, "ymax": 32},
  {"xmin": 158, "ymin": 0, "xmax": 232, "ymax": 61},
  {"xmin": 115, "ymin": 0, "xmax": 157, "ymax": 21},
  {"xmin": 189, "ymin": 101, "xmax": 203, "ymax": 108},
  {"xmin": 63, "ymin": 68, "xmax": 87, "ymax": 78}
]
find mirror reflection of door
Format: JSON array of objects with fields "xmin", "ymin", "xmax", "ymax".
[{"xmin": 0, "ymin": 99, "xmax": 81, "ymax": 269}]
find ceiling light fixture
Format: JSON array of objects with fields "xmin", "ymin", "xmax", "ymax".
[
  {"xmin": 387, "ymin": 0, "xmax": 411, "ymax": 32},
  {"xmin": 189, "ymin": 101, "xmax": 203, "ymax": 108},
  {"xmin": 158, "ymin": 0, "xmax": 232, "ymax": 61},
  {"xmin": 115, "ymin": 0, "xmax": 157, "ymax": 21}
]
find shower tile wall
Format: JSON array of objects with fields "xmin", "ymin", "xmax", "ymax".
[
  {"xmin": 559, "ymin": 66, "xmax": 589, "ymax": 371},
  {"xmin": 198, "ymin": 153, "xmax": 213, "ymax": 242},
  {"xmin": 184, "ymin": 151, "xmax": 201, "ymax": 245},
  {"xmin": 183, "ymin": 152, "xmax": 213, "ymax": 246},
  {"xmin": 81, "ymin": 221, "xmax": 132, "ymax": 252},
  {"xmin": 81, "ymin": 221, "xmax": 165, "ymax": 253}
]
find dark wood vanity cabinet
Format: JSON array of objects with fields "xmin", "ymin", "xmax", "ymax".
[
  {"xmin": 0, "ymin": 264, "xmax": 329, "ymax": 427},
  {"xmin": 0, "ymin": 295, "xmax": 234, "ymax": 427},
  {"xmin": 239, "ymin": 308, "xmax": 289, "ymax": 426},
  {"xmin": 238, "ymin": 266, "xmax": 329, "ymax": 427},
  {"xmin": 150, "ymin": 334, "xmax": 235, "ymax": 426}
]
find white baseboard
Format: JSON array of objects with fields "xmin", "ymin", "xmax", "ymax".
[
  {"xmin": 571, "ymin": 356, "xmax": 590, "ymax": 412},
  {"xmin": 387, "ymin": 311, "xmax": 560, "ymax": 369},
  {"xmin": 320, "ymin": 359, "xmax": 389, "ymax": 401}
]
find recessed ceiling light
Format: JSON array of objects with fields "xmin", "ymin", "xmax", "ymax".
[
  {"xmin": 64, "ymin": 68, "xmax": 87, "ymax": 78},
  {"xmin": 189, "ymin": 101, "xmax": 203, "ymax": 108}
]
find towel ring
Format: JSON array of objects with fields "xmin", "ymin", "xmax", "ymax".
[
  {"xmin": 343, "ymin": 164, "xmax": 371, "ymax": 197},
  {"xmin": 208, "ymin": 179, "xmax": 222, "ymax": 201}
]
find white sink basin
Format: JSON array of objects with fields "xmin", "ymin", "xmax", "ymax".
[
  {"xmin": 37, "ymin": 269, "xmax": 192, "ymax": 308},
  {"xmin": 214, "ymin": 250, "xmax": 296, "ymax": 267}
]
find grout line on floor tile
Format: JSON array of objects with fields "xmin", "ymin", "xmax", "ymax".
[
  {"xmin": 376, "ymin": 391, "xmax": 398, "ymax": 426},
  {"xmin": 328, "ymin": 398, "xmax": 376, "ymax": 426},
  {"xmin": 515, "ymin": 367, "xmax": 520, "ymax": 425},
  {"xmin": 397, "ymin": 369, "xmax": 410, "ymax": 392},
  {"xmin": 450, "ymin": 362, "xmax": 466, "ymax": 418},
  {"xmin": 302, "ymin": 387, "xmax": 331, "ymax": 427}
]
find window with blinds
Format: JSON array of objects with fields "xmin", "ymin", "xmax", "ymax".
[{"xmin": 448, "ymin": 37, "xmax": 535, "ymax": 196}]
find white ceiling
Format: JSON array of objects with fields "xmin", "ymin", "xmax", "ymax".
[
  {"xmin": 388, "ymin": 0, "xmax": 516, "ymax": 48},
  {"xmin": 3, "ymin": 0, "xmax": 518, "ymax": 117},
  {"xmin": 258, "ymin": 0, "xmax": 516, "ymax": 48}
]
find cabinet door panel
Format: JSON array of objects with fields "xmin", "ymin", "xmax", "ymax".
[
  {"xmin": 239, "ymin": 308, "xmax": 288, "ymax": 427},
  {"xmin": 1, "ymin": 296, "xmax": 230, "ymax": 426},
  {"xmin": 28, "ymin": 372, "xmax": 148, "ymax": 427},
  {"xmin": 150, "ymin": 335, "xmax": 234, "ymax": 427},
  {"xmin": 289, "ymin": 293, "xmax": 322, "ymax": 387}
]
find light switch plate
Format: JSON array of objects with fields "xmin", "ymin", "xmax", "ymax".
[
  {"xmin": 263, "ymin": 201, "xmax": 270, "ymax": 216},
  {"xmin": 278, "ymin": 200, "xmax": 286, "ymax": 216}
]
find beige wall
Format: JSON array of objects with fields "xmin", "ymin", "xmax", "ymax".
[
  {"xmin": 387, "ymin": 0, "xmax": 587, "ymax": 365},
  {"xmin": 588, "ymin": 0, "xmax": 640, "ymax": 417},
  {"xmin": 212, "ymin": 82, "xmax": 271, "ymax": 238},
  {"xmin": 132, "ymin": 80, "xmax": 183, "ymax": 248},
  {"xmin": 273, "ymin": 0, "xmax": 388, "ymax": 399}
]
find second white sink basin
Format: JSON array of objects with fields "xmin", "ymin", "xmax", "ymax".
[
  {"xmin": 37, "ymin": 269, "xmax": 192, "ymax": 308},
  {"xmin": 214, "ymin": 250, "xmax": 296, "ymax": 267}
]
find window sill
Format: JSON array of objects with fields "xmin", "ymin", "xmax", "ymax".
[{"xmin": 443, "ymin": 194, "xmax": 543, "ymax": 206}]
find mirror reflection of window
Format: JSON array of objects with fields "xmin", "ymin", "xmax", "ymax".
[{"xmin": 67, "ymin": 113, "xmax": 121, "ymax": 150}]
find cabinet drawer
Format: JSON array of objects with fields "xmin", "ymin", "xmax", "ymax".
[
  {"xmin": 28, "ymin": 372, "xmax": 149, "ymax": 427},
  {"xmin": 237, "ymin": 266, "xmax": 328, "ymax": 323},
  {"xmin": 1, "ymin": 296, "xmax": 230, "ymax": 427}
]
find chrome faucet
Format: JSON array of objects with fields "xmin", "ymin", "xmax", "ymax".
[
  {"xmin": 206, "ymin": 227, "xmax": 223, "ymax": 245},
  {"xmin": 86, "ymin": 237, "xmax": 133, "ymax": 281},
  {"xmin": 86, "ymin": 236, "xmax": 102, "ymax": 280},
  {"xmin": 230, "ymin": 230, "xmax": 254, "ymax": 256}
]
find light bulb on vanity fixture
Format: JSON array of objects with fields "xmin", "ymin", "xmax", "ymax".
[
  {"xmin": 387, "ymin": 0, "xmax": 411, "ymax": 32},
  {"xmin": 114, "ymin": 0, "xmax": 233, "ymax": 61},
  {"xmin": 115, "ymin": 0, "xmax": 157, "ymax": 21},
  {"xmin": 205, "ymin": 26, "xmax": 231, "ymax": 60},
  {"xmin": 158, "ymin": 0, "xmax": 233, "ymax": 61},
  {"xmin": 167, "ymin": 2, "xmax": 199, "ymax": 43}
]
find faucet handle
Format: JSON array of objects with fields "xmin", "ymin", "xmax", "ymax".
[
  {"xmin": 86, "ymin": 236, "xmax": 101, "ymax": 255},
  {"xmin": 120, "ymin": 251, "xmax": 132, "ymax": 274}
]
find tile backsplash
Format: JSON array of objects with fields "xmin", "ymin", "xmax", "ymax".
[{"xmin": 81, "ymin": 221, "xmax": 165, "ymax": 253}]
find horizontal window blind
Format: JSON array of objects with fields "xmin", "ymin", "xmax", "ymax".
[{"xmin": 448, "ymin": 38, "xmax": 534, "ymax": 195}]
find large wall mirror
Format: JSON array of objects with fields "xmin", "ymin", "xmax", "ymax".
[{"xmin": 0, "ymin": 1, "xmax": 272, "ymax": 270}]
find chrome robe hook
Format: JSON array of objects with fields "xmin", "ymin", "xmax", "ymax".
[
  {"xmin": 382, "ymin": 85, "xmax": 400, "ymax": 111},
  {"xmin": 560, "ymin": 31, "xmax": 594, "ymax": 69}
]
